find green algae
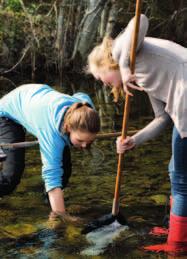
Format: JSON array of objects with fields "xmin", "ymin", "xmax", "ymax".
[
  {"xmin": 149, "ymin": 194, "xmax": 168, "ymax": 205},
  {"xmin": 4, "ymin": 223, "xmax": 38, "ymax": 238}
]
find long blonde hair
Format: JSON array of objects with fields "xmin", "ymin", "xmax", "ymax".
[
  {"xmin": 87, "ymin": 37, "xmax": 124, "ymax": 102},
  {"xmin": 63, "ymin": 102, "xmax": 100, "ymax": 134}
]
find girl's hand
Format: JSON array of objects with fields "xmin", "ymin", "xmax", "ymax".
[
  {"xmin": 120, "ymin": 67, "xmax": 144, "ymax": 96},
  {"xmin": 47, "ymin": 211, "xmax": 83, "ymax": 229},
  {"xmin": 49, "ymin": 211, "xmax": 82, "ymax": 223},
  {"xmin": 116, "ymin": 136, "xmax": 135, "ymax": 154}
]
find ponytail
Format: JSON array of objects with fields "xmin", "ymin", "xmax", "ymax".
[{"xmin": 63, "ymin": 102, "xmax": 100, "ymax": 134}]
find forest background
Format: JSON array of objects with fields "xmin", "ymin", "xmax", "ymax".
[{"xmin": 0, "ymin": 0, "xmax": 187, "ymax": 85}]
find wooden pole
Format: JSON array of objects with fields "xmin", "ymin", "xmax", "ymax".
[
  {"xmin": 0, "ymin": 130, "xmax": 138, "ymax": 150},
  {"xmin": 112, "ymin": 0, "xmax": 142, "ymax": 216}
]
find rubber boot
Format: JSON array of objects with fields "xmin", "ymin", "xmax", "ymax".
[{"xmin": 144, "ymin": 213, "xmax": 187, "ymax": 255}]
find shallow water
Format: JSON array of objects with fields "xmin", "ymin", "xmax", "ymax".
[
  {"xmin": 0, "ymin": 81, "xmax": 173, "ymax": 259},
  {"xmin": 81, "ymin": 221, "xmax": 129, "ymax": 256}
]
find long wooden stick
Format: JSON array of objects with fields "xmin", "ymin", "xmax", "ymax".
[
  {"xmin": 0, "ymin": 130, "xmax": 138, "ymax": 150},
  {"xmin": 96, "ymin": 129, "xmax": 137, "ymax": 139},
  {"xmin": 0, "ymin": 141, "xmax": 39, "ymax": 150},
  {"xmin": 112, "ymin": 0, "xmax": 142, "ymax": 216}
]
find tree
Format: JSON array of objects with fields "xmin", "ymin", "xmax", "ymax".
[{"xmin": 72, "ymin": 0, "xmax": 108, "ymax": 62}]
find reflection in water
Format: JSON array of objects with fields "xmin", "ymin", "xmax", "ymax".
[
  {"xmin": 15, "ymin": 228, "xmax": 58, "ymax": 258},
  {"xmin": 34, "ymin": 229, "xmax": 58, "ymax": 257},
  {"xmin": 81, "ymin": 221, "xmax": 129, "ymax": 256}
]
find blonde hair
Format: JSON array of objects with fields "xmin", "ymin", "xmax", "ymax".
[
  {"xmin": 87, "ymin": 37, "xmax": 124, "ymax": 102},
  {"xmin": 87, "ymin": 37, "xmax": 119, "ymax": 71},
  {"xmin": 63, "ymin": 102, "xmax": 100, "ymax": 134}
]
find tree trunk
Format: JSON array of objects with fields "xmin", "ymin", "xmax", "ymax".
[
  {"xmin": 105, "ymin": 1, "xmax": 119, "ymax": 36},
  {"xmin": 56, "ymin": 0, "xmax": 77, "ymax": 83},
  {"xmin": 56, "ymin": 1, "xmax": 63, "ymax": 84},
  {"xmin": 72, "ymin": 0, "xmax": 108, "ymax": 62},
  {"xmin": 99, "ymin": 1, "xmax": 111, "ymax": 38}
]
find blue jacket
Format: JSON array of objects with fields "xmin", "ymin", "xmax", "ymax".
[{"xmin": 0, "ymin": 84, "xmax": 95, "ymax": 191}]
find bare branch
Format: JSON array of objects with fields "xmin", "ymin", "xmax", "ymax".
[
  {"xmin": 19, "ymin": 0, "xmax": 40, "ymax": 48},
  {"xmin": 0, "ymin": 44, "xmax": 31, "ymax": 74},
  {"xmin": 0, "ymin": 76, "xmax": 16, "ymax": 88},
  {"xmin": 46, "ymin": 0, "xmax": 57, "ymax": 17}
]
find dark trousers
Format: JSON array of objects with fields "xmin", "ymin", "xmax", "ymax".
[
  {"xmin": 0, "ymin": 117, "xmax": 72, "ymax": 197},
  {"xmin": 0, "ymin": 117, "xmax": 25, "ymax": 196}
]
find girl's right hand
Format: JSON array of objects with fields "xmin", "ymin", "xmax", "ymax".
[
  {"xmin": 120, "ymin": 67, "xmax": 144, "ymax": 96},
  {"xmin": 116, "ymin": 136, "xmax": 135, "ymax": 154},
  {"xmin": 49, "ymin": 211, "xmax": 82, "ymax": 223},
  {"xmin": 47, "ymin": 211, "xmax": 83, "ymax": 229}
]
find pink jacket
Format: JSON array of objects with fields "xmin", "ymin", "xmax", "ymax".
[{"xmin": 112, "ymin": 14, "xmax": 187, "ymax": 141}]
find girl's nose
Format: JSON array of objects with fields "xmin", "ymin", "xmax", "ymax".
[{"xmin": 81, "ymin": 142, "xmax": 87, "ymax": 148}]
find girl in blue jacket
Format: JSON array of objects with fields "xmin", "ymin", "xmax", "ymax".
[{"xmin": 0, "ymin": 84, "xmax": 100, "ymax": 220}]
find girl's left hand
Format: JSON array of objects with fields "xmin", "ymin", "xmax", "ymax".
[{"xmin": 116, "ymin": 136, "xmax": 135, "ymax": 154}]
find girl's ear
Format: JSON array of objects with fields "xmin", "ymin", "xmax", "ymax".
[
  {"xmin": 63, "ymin": 123, "xmax": 70, "ymax": 133},
  {"xmin": 66, "ymin": 124, "xmax": 71, "ymax": 133}
]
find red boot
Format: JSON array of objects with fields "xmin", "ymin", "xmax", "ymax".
[
  {"xmin": 149, "ymin": 196, "xmax": 172, "ymax": 236},
  {"xmin": 144, "ymin": 213, "xmax": 187, "ymax": 255}
]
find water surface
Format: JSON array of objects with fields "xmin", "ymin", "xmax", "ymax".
[{"xmin": 0, "ymin": 80, "xmax": 172, "ymax": 259}]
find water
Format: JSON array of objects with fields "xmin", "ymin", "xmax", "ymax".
[
  {"xmin": 0, "ymin": 78, "xmax": 172, "ymax": 258},
  {"xmin": 81, "ymin": 221, "xmax": 129, "ymax": 256}
]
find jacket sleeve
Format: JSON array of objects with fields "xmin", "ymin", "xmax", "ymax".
[
  {"xmin": 132, "ymin": 95, "xmax": 172, "ymax": 146},
  {"xmin": 38, "ymin": 133, "xmax": 66, "ymax": 192},
  {"xmin": 112, "ymin": 14, "xmax": 149, "ymax": 69}
]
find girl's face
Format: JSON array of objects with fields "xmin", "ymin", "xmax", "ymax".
[
  {"xmin": 92, "ymin": 66, "xmax": 122, "ymax": 88},
  {"xmin": 69, "ymin": 129, "xmax": 96, "ymax": 149}
]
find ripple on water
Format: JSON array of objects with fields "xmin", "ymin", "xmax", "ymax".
[{"xmin": 80, "ymin": 220, "xmax": 129, "ymax": 256}]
